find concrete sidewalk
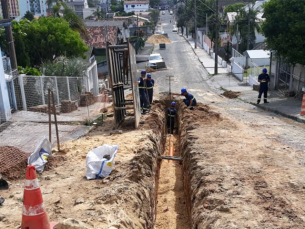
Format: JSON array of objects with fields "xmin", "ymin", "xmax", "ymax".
[
  {"xmin": 208, "ymin": 73, "xmax": 305, "ymax": 123},
  {"xmin": 180, "ymin": 33, "xmax": 305, "ymax": 124},
  {"xmin": 182, "ymin": 35, "xmax": 228, "ymax": 74}
]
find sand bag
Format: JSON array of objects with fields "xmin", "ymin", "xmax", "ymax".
[
  {"xmin": 86, "ymin": 144, "xmax": 119, "ymax": 179},
  {"xmin": 28, "ymin": 137, "xmax": 52, "ymax": 173}
]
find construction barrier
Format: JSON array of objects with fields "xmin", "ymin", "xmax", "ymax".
[{"xmin": 21, "ymin": 165, "xmax": 56, "ymax": 229}]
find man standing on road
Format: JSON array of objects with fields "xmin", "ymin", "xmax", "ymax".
[
  {"xmin": 138, "ymin": 70, "xmax": 148, "ymax": 114},
  {"xmin": 257, "ymin": 68, "xmax": 270, "ymax": 104},
  {"xmin": 167, "ymin": 102, "xmax": 177, "ymax": 134},
  {"xmin": 173, "ymin": 88, "xmax": 197, "ymax": 110},
  {"xmin": 146, "ymin": 73, "xmax": 154, "ymax": 107}
]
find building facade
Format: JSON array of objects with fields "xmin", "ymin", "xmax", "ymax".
[
  {"xmin": 26, "ymin": 0, "xmax": 48, "ymax": 16},
  {"xmin": 8, "ymin": 0, "xmax": 21, "ymax": 18},
  {"xmin": 67, "ymin": 0, "xmax": 89, "ymax": 18},
  {"xmin": 124, "ymin": 1, "xmax": 149, "ymax": 13}
]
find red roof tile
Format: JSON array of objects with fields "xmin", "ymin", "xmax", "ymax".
[{"xmin": 83, "ymin": 26, "xmax": 118, "ymax": 49}]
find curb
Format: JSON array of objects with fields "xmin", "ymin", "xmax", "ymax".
[
  {"xmin": 249, "ymin": 102, "xmax": 305, "ymax": 124},
  {"xmin": 181, "ymin": 35, "xmax": 210, "ymax": 75}
]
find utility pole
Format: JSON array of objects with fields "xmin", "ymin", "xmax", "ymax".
[
  {"xmin": 1, "ymin": 0, "xmax": 18, "ymax": 76},
  {"xmin": 214, "ymin": 0, "xmax": 218, "ymax": 75},
  {"xmin": 206, "ymin": 13, "xmax": 208, "ymax": 35},
  {"xmin": 194, "ymin": 0, "xmax": 197, "ymax": 49},
  {"xmin": 247, "ymin": 7, "xmax": 250, "ymax": 50}
]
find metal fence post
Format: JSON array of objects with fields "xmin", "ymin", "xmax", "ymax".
[
  {"xmin": 92, "ymin": 61, "xmax": 99, "ymax": 95},
  {"xmin": 66, "ymin": 76, "xmax": 71, "ymax": 101},
  {"xmin": 18, "ymin": 74, "xmax": 27, "ymax": 111},
  {"xmin": 54, "ymin": 76, "xmax": 60, "ymax": 105},
  {"xmin": 39, "ymin": 76, "xmax": 45, "ymax": 105}
]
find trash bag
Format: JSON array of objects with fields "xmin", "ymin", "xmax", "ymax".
[
  {"xmin": 28, "ymin": 137, "xmax": 52, "ymax": 173},
  {"xmin": 86, "ymin": 144, "xmax": 119, "ymax": 180}
]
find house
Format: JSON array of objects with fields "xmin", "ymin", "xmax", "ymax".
[
  {"xmin": 100, "ymin": 0, "xmax": 110, "ymax": 13},
  {"xmin": 83, "ymin": 20, "xmax": 129, "ymax": 74},
  {"xmin": 66, "ymin": 0, "xmax": 89, "ymax": 18},
  {"xmin": 124, "ymin": 1, "xmax": 149, "ymax": 13}
]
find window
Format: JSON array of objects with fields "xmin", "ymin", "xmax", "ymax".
[
  {"xmin": 131, "ymin": 4, "xmax": 135, "ymax": 7},
  {"xmin": 126, "ymin": 5, "xmax": 128, "ymax": 7}
]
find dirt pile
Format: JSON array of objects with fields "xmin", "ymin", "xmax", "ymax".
[
  {"xmin": 146, "ymin": 35, "xmax": 171, "ymax": 44},
  {"xmin": 0, "ymin": 104, "xmax": 165, "ymax": 229},
  {"xmin": 178, "ymin": 101, "xmax": 305, "ymax": 228},
  {"xmin": 146, "ymin": 67, "xmax": 157, "ymax": 73},
  {"xmin": 0, "ymin": 146, "xmax": 30, "ymax": 180},
  {"xmin": 222, "ymin": 90, "xmax": 241, "ymax": 99}
]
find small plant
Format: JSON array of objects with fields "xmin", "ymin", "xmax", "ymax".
[
  {"xmin": 84, "ymin": 118, "xmax": 94, "ymax": 126},
  {"xmin": 18, "ymin": 66, "xmax": 41, "ymax": 76}
]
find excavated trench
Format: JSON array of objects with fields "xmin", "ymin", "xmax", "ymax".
[{"xmin": 153, "ymin": 100, "xmax": 192, "ymax": 229}]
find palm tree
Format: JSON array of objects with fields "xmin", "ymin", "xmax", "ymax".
[
  {"xmin": 230, "ymin": 5, "xmax": 261, "ymax": 52},
  {"xmin": 92, "ymin": 7, "xmax": 104, "ymax": 21}
]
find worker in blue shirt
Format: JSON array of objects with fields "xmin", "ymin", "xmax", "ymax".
[
  {"xmin": 174, "ymin": 88, "xmax": 196, "ymax": 110},
  {"xmin": 138, "ymin": 70, "xmax": 148, "ymax": 114},
  {"xmin": 167, "ymin": 101, "xmax": 177, "ymax": 134},
  {"xmin": 146, "ymin": 73, "xmax": 155, "ymax": 107},
  {"xmin": 257, "ymin": 68, "xmax": 270, "ymax": 104}
]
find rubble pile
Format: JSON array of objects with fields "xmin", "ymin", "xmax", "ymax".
[
  {"xmin": 61, "ymin": 100, "xmax": 78, "ymax": 113},
  {"xmin": 146, "ymin": 35, "xmax": 171, "ymax": 44}
]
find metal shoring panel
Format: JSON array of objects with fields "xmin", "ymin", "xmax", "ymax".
[{"xmin": 128, "ymin": 42, "xmax": 141, "ymax": 128}]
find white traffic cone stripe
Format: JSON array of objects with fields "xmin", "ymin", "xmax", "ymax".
[
  {"xmin": 22, "ymin": 203, "xmax": 45, "ymax": 216},
  {"xmin": 24, "ymin": 178, "xmax": 40, "ymax": 190}
]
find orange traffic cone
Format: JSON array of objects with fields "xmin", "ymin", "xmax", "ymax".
[
  {"xmin": 301, "ymin": 94, "xmax": 305, "ymax": 116},
  {"xmin": 21, "ymin": 165, "xmax": 53, "ymax": 229}
]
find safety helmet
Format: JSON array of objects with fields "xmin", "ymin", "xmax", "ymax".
[
  {"xmin": 141, "ymin": 70, "xmax": 146, "ymax": 75},
  {"xmin": 171, "ymin": 101, "xmax": 176, "ymax": 106},
  {"xmin": 181, "ymin": 88, "xmax": 187, "ymax": 94},
  {"xmin": 262, "ymin": 68, "xmax": 267, "ymax": 73},
  {"xmin": 147, "ymin": 74, "xmax": 151, "ymax": 78}
]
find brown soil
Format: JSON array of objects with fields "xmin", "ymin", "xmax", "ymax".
[
  {"xmin": 146, "ymin": 67, "xmax": 157, "ymax": 73},
  {"xmin": 146, "ymin": 35, "xmax": 171, "ymax": 44},
  {"xmin": 179, "ymin": 101, "xmax": 305, "ymax": 228},
  {"xmin": 222, "ymin": 90, "xmax": 241, "ymax": 99},
  {"xmin": 0, "ymin": 104, "xmax": 165, "ymax": 229},
  {"xmin": 156, "ymin": 135, "xmax": 190, "ymax": 229},
  {"xmin": 0, "ymin": 146, "xmax": 30, "ymax": 180}
]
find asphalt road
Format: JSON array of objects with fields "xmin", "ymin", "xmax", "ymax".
[{"xmin": 137, "ymin": 11, "xmax": 210, "ymax": 99}]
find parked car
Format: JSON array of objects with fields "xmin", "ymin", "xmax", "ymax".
[
  {"xmin": 172, "ymin": 27, "xmax": 177, "ymax": 32},
  {"xmin": 147, "ymin": 53, "xmax": 164, "ymax": 68},
  {"xmin": 170, "ymin": 10, "xmax": 173, "ymax": 15},
  {"xmin": 162, "ymin": 11, "xmax": 165, "ymax": 15},
  {"xmin": 155, "ymin": 30, "xmax": 164, "ymax": 35}
]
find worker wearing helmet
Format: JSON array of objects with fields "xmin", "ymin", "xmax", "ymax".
[
  {"xmin": 138, "ymin": 70, "xmax": 148, "ymax": 114},
  {"xmin": 257, "ymin": 68, "xmax": 270, "ymax": 104},
  {"xmin": 175, "ymin": 88, "xmax": 196, "ymax": 110},
  {"xmin": 146, "ymin": 74, "xmax": 155, "ymax": 107},
  {"xmin": 167, "ymin": 101, "xmax": 177, "ymax": 134}
]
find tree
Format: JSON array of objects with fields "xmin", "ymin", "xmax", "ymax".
[
  {"xmin": 224, "ymin": 3, "xmax": 245, "ymax": 15},
  {"xmin": 12, "ymin": 17, "xmax": 88, "ymax": 67},
  {"xmin": 93, "ymin": 7, "xmax": 104, "ymax": 20},
  {"xmin": 24, "ymin": 11, "xmax": 34, "ymax": 21},
  {"xmin": 149, "ymin": 9, "xmax": 159, "ymax": 27},
  {"xmin": 230, "ymin": 6, "xmax": 260, "ymax": 52},
  {"xmin": 150, "ymin": 0, "xmax": 160, "ymax": 8},
  {"xmin": 262, "ymin": 0, "xmax": 305, "ymax": 65}
]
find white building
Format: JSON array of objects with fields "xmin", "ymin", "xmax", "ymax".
[
  {"xmin": 67, "ymin": 0, "xmax": 89, "ymax": 18},
  {"xmin": 124, "ymin": 1, "xmax": 149, "ymax": 13}
]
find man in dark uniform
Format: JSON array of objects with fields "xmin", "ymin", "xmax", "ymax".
[
  {"xmin": 138, "ymin": 70, "xmax": 148, "ymax": 114},
  {"xmin": 257, "ymin": 68, "xmax": 270, "ymax": 104},
  {"xmin": 167, "ymin": 101, "xmax": 177, "ymax": 134},
  {"xmin": 146, "ymin": 73, "xmax": 155, "ymax": 107},
  {"xmin": 181, "ymin": 88, "xmax": 196, "ymax": 110}
]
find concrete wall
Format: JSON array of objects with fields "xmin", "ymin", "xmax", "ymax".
[
  {"xmin": 231, "ymin": 61, "xmax": 244, "ymax": 81},
  {"xmin": 0, "ymin": 49, "xmax": 11, "ymax": 122}
]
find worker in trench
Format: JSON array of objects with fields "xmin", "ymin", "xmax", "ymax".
[
  {"xmin": 173, "ymin": 88, "xmax": 197, "ymax": 110},
  {"xmin": 146, "ymin": 73, "xmax": 154, "ymax": 108},
  {"xmin": 138, "ymin": 70, "xmax": 148, "ymax": 114},
  {"xmin": 257, "ymin": 68, "xmax": 270, "ymax": 104},
  {"xmin": 167, "ymin": 101, "xmax": 177, "ymax": 134}
]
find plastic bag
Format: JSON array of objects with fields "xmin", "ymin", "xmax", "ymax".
[
  {"xmin": 28, "ymin": 137, "xmax": 52, "ymax": 173},
  {"xmin": 86, "ymin": 144, "xmax": 119, "ymax": 180}
]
